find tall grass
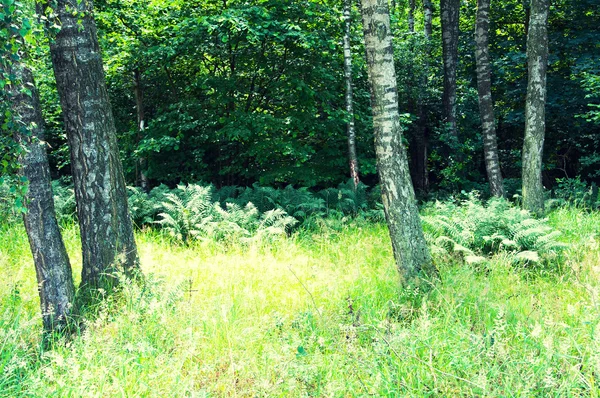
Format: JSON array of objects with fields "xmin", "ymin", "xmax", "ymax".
[{"xmin": 0, "ymin": 208, "xmax": 599, "ymax": 396}]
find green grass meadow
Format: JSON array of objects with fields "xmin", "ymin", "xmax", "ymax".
[{"xmin": 1, "ymin": 207, "xmax": 600, "ymax": 396}]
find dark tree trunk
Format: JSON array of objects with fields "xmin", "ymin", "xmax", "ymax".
[
  {"xmin": 8, "ymin": 65, "xmax": 75, "ymax": 332},
  {"xmin": 440, "ymin": 0, "xmax": 459, "ymax": 136},
  {"xmin": 408, "ymin": 0, "xmax": 416, "ymax": 32},
  {"xmin": 522, "ymin": 0, "xmax": 549, "ymax": 214},
  {"xmin": 360, "ymin": 0, "xmax": 436, "ymax": 283},
  {"xmin": 133, "ymin": 69, "xmax": 149, "ymax": 192},
  {"xmin": 343, "ymin": 0, "xmax": 360, "ymax": 189},
  {"xmin": 410, "ymin": 0, "xmax": 434, "ymax": 195},
  {"xmin": 43, "ymin": 0, "xmax": 140, "ymax": 290},
  {"xmin": 475, "ymin": 0, "xmax": 505, "ymax": 197}
]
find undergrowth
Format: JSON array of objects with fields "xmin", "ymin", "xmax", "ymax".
[
  {"xmin": 422, "ymin": 193, "xmax": 568, "ymax": 267},
  {"xmin": 0, "ymin": 205, "xmax": 599, "ymax": 396}
]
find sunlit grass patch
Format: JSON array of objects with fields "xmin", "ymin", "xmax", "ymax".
[{"xmin": 0, "ymin": 208, "xmax": 599, "ymax": 396}]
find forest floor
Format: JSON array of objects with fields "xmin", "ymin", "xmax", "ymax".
[{"xmin": 1, "ymin": 207, "xmax": 599, "ymax": 396}]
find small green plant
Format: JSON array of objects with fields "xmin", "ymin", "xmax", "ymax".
[{"xmin": 155, "ymin": 184, "xmax": 214, "ymax": 244}]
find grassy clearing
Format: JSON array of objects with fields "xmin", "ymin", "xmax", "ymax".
[{"xmin": 1, "ymin": 208, "xmax": 599, "ymax": 396}]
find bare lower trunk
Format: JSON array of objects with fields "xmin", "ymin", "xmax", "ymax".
[
  {"xmin": 475, "ymin": 0, "xmax": 504, "ymax": 197},
  {"xmin": 440, "ymin": 0, "xmax": 459, "ymax": 136},
  {"xmin": 43, "ymin": 0, "xmax": 140, "ymax": 291},
  {"xmin": 9, "ymin": 65, "xmax": 75, "ymax": 332},
  {"xmin": 343, "ymin": 0, "xmax": 360, "ymax": 189},
  {"xmin": 522, "ymin": 0, "xmax": 549, "ymax": 214},
  {"xmin": 360, "ymin": 0, "xmax": 436, "ymax": 282},
  {"xmin": 133, "ymin": 69, "xmax": 149, "ymax": 192}
]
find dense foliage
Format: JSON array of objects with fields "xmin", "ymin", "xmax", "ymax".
[{"xmin": 14, "ymin": 0, "xmax": 593, "ymax": 195}]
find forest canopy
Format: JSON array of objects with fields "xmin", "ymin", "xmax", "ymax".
[{"xmin": 6, "ymin": 0, "xmax": 594, "ymax": 194}]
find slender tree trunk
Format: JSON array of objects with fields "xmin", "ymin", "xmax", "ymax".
[
  {"xmin": 410, "ymin": 0, "xmax": 433, "ymax": 194},
  {"xmin": 522, "ymin": 0, "xmax": 549, "ymax": 214},
  {"xmin": 8, "ymin": 65, "xmax": 75, "ymax": 332},
  {"xmin": 133, "ymin": 68, "xmax": 149, "ymax": 192},
  {"xmin": 475, "ymin": 0, "xmax": 505, "ymax": 197},
  {"xmin": 408, "ymin": 0, "xmax": 416, "ymax": 32},
  {"xmin": 424, "ymin": 0, "xmax": 433, "ymax": 37},
  {"xmin": 360, "ymin": 0, "xmax": 436, "ymax": 283},
  {"xmin": 440, "ymin": 0, "xmax": 459, "ymax": 136},
  {"xmin": 43, "ymin": 0, "xmax": 140, "ymax": 290},
  {"xmin": 343, "ymin": 0, "xmax": 360, "ymax": 189}
]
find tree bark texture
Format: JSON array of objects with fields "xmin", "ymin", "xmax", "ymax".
[
  {"xmin": 360, "ymin": 0, "xmax": 436, "ymax": 282},
  {"xmin": 408, "ymin": 0, "xmax": 415, "ymax": 32},
  {"xmin": 440, "ymin": 0, "xmax": 459, "ymax": 136},
  {"xmin": 475, "ymin": 0, "xmax": 505, "ymax": 197},
  {"xmin": 133, "ymin": 69, "xmax": 149, "ymax": 192},
  {"xmin": 424, "ymin": 0, "xmax": 433, "ymax": 37},
  {"xmin": 343, "ymin": 0, "xmax": 360, "ymax": 189},
  {"xmin": 522, "ymin": 0, "xmax": 549, "ymax": 214},
  {"xmin": 46, "ymin": 0, "xmax": 140, "ymax": 289},
  {"xmin": 9, "ymin": 65, "xmax": 75, "ymax": 332}
]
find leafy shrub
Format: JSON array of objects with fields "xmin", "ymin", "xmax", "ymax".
[
  {"xmin": 0, "ymin": 179, "xmax": 19, "ymax": 225},
  {"xmin": 127, "ymin": 184, "xmax": 171, "ymax": 228},
  {"xmin": 52, "ymin": 180, "xmax": 77, "ymax": 225},
  {"xmin": 422, "ymin": 193, "xmax": 567, "ymax": 265},
  {"xmin": 317, "ymin": 180, "xmax": 369, "ymax": 216},
  {"xmin": 550, "ymin": 177, "xmax": 598, "ymax": 209}
]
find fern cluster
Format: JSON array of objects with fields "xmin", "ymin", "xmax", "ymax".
[
  {"xmin": 215, "ymin": 179, "xmax": 382, "ymax": 222},
  {"xmin": 131, "ymin": 183, "xmax": 297, "ymax": 244},
  {"xmin": 422, "ymin": 194, "xmax": 567, "ymax": 265}
]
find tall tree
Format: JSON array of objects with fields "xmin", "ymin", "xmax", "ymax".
[
  {"xmin": 423, "ymin": 0, "xmax": 433, "ymax": 37},
  {"xmin": 360, "ymin": 0, "xmax": 436, "ymax": 282},
  {"xmin": 522, "ymin": 0, "xmax": 549, "ymax": 214},
  {"xmin": 133, "ymin": 68, "xmax": 149, "ymax": 192},
  {"xmin": 410, "ymin": 0, "xmax": 433, "ymax": 194},
  {"xmin": 440, "ymin": 0, "xmax": 459, "ymax": 137},
  {"xmin": 408, "ymin": 0, "xmax": 416, "ymax": 32},
  {"xmin": 475, "ymin": 0, "xmax": 504, "ymax": 197},
  {"xmin": 8, "ymin": 65, "xmax": 75, "ymax": 332},
  {"xmin": 343, "ymin": 0, "xmax": 360, "ymax": 189},
  {"xmin": 41, "ymin": 0, "xmax": 140, "ymax": 290}
]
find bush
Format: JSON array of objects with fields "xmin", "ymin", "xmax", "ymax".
[
  {"xmin": 550, "ymin": 177, "xmax": 599, "ymax": 209},
  {"xmin": 422, "ymin": 193, "xmax": 567, "ymax": 266},
  {"xmin": 155, "ymin": 183, "xmax": 297, "ymax": 244}
]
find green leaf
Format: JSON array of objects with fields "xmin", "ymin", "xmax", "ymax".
[{"xmin": 296, "ymin": 346, "xmax": 307, "ymax": 357}]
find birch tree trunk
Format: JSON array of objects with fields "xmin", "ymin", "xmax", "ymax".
[
  {"xmin": 360, "ymin": 0, "xmax": 436, "ymax": 282},
  {"xmin": 9, "ymin": 65, "xmax": 75, "ymax": 332},
  {"xmin": 440, "ymin": 0, "xmax": 459, "ymax": 136},
  {"xmin": 522, "ymin": 0, "xmax": 549, "ymax": 214},
  {"xmin": 43, "ymin": 0, "xmax": 140, "ymax": 290},
  {"xmin": 133, "ymin": 68, "xmax": 149, "ymax": 192},
  {"xmin": 475, "ymin": 0, "xmax": 505, "ymax": 197},
  {"xmin": 424, "ymin": 0, "xmax": 433, "ymax": 37},
  {"xmin": 343, "ymin": 0, "xmax": 360, "ymax": 189}
]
